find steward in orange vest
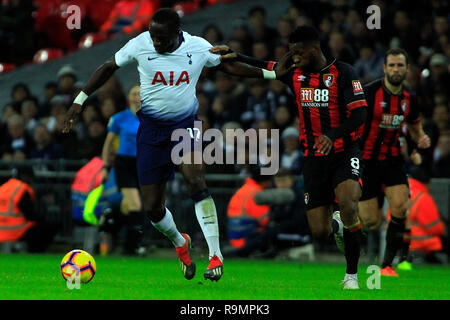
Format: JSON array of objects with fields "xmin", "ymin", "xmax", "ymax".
[
  {"xmin": 227, "ymin": 166, "xmax": 271, "ymax": 249},
  {"xmin": 407, "ymin": 177, "xmax": 446, "ymax": 255},
  {"xmin": 0, "ymin": 169, "xmax": 36, "ymax": 243}
]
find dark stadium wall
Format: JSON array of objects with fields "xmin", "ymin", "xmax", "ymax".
[{"xmin": 0, "ymin": 0, "xmax": 291, "ymax": 111}]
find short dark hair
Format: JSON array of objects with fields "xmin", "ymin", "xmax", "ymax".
[
  {"xmin": 151, "ymin": 8, "xmax": 180, "ymax": 30},
  {"xmin": 288, "ymin": 26, "xmax": 320, "ymax": 45},
  {"xmin": 384, "ymin": 48, "xmax": 409, "ymax": 65}
]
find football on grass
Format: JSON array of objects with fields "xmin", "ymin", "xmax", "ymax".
[{"xmin": 61, "ymin": 249, "xmax": 96, "ymax": 283}]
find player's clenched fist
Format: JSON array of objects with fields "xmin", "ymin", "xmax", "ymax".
[
  {"xmin": 210, "ymin": 45, "xmax": 237, "ymax": 61},
  {"xmin": 62, "ymin": 103, "xmax": 83, "ymax": 133},
  {"xmin": 417, "ymin": 134, "xmax": 431, "ymax": 149},
  {"xmin": 314, "ymin": 135, "xmax": 333, "ymax": 155}
]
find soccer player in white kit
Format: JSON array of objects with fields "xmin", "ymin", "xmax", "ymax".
[{"xmin": 63, "ymin": 8, "xmax": 292, "ymax": 281}]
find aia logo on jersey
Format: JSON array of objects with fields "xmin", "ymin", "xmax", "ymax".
[
  {"xmin": 151, "ymin": 71, "xmax": 190, "ymax": 86},
  {"xmin": 352, "ymin": 80, "xmax": 363, "ymax": 93},
  {"xmin": 401, "ymin": 100, "xmax": 408, "ymax": 112},
  {"xmin": 323, "ymin": 74, "xmax": 334, "ymax": 87}
]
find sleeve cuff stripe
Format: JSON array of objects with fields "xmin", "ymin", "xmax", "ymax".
[{"xmin": 347, "ymin": 100, "xmax": 367, "ymax": 110}]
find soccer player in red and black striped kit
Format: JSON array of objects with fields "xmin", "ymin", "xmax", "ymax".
[
  {"xmin": 357, "ymin": 49, "xmax": 431, "ymax": 276},
  {"xmin": 213, "ymin": 26, "xmax": 368, "ymax": 289}
]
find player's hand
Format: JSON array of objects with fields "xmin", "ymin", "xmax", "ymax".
[
  {"xmin": 410, "ymin": 149, "xmax": 422, "ymax": 166},
  {"xmin": 210, "ymin": 45, "xmax": 237, "ymax": 61},
  {"xmin": 417, "ymin": 134, "xmax": 431, "ymax": 149},
  {"xmin": 62, "ymin": 103, "xmax": 83, "ymax": 133},
  {"xmin": 314, "ymin": 135, "xmax": 333, "ymax": 155},
  {"xmin": 274, "ymin": 51, "xmax": 297, "ymax": 79}
]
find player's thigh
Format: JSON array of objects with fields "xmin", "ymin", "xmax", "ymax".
[
  {"xmin": 385, "ymin": 184, "xmax": 409, "ymax": 218},
  {"xmin": 358, "ymin": 197, "xmax": 382, "ymax": 229},
  {"xmin": 120, "ymin": 188, "xmax": 142, "ymax": 212},
  {"xmin": 331, "ymin": 149, "xmax": 362, "ymax": 220},
  {"xmin": 178, "ymin": 151, "xmax": 207, "ymax": 194},
  {"xmin": 306, "ymin": 206, "xmax": 332, "ymax": 241}
]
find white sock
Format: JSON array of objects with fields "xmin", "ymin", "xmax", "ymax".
[
  {"xmin": 151, "ymin": 207, "xmax": 185, "ymax": 247},
  {"xmin": 194, "ymin": 196, "xmax": 223, "ymax": 261},
  {"xmin": 344, "ymin": 273, "xmax": 358, "ymax": 280}
]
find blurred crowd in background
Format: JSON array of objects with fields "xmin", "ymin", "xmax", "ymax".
[{"xmin": 1, "ymin": 0, "xmax": 449, "ymax": 179}]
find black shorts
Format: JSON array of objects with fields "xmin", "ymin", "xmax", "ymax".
[
  {"xmin": 302, "ymin": 147, "xmax": 362, "ymax": 210},
  {"xmin": 360, "ymin": 157, "xmax": 408, "ymax": 201},
  {"xmin": 114, "ymin": 155, "xmax": 139, "ymax": 189}
]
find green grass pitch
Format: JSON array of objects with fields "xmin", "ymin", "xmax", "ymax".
[{"xmin": 0, "ymin": 254, "xmax": 449, "ymax": 300}]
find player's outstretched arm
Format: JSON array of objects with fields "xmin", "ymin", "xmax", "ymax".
[
  {"xmin": 62, "ymin": 57, "xmax": 120, "ymax": 133},
  {"xmin": 211, "ymin": 45, "xmax": 276, "ymax": 70},
  {"xmin": 216, "ymin": 50, "xmax": 294, "ymax": 80}
]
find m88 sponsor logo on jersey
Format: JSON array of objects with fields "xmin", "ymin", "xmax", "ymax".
[
  {"xmin": 379, "ymin": 113, "xmax": 404, "ymax": 129},
  {"xmin": 300, "ymin": 88, "xmax": 329, "ymax": 107}
]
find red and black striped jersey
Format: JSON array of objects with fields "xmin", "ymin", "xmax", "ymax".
[
  {"xmin": 280, "ymin": 59, "xmax": 367, "ymax": 157},
  {"xmin": 360, "ymin": 79, "xmax": 420, "ymax": 161}
]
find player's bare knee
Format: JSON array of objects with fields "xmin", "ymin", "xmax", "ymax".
[
  {"xmin": 337, "ymin": 198, "xmax": 358, "ymax": 224},
  {"xmin": 389, "ymin": 200, "xmax": 408, "ymax": 218},
  {"xmin": 362, "ymin": 215, "xmax": 382, "ymax": 231}
]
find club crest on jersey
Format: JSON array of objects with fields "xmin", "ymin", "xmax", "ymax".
[
  {"xmin": 323, "ymin": 74, "xmax": 334, "ymax": 87},
  {"xmin": 380, "ymin": 101, "xmax": 387, "ymax": 108},
  {"xmin": 304, "ymin": 193, "xmax": 309, "ymax": 205},
  {"xmin": 187, "ymin": 53, "xmax": 192, "ymax": 64},
  {"xmin": 298, "ymin": 75, "xmax": 306, "ymax": 81},
  {"xmin": 401, "ymin": 100, "xmax": 408, "ymax": 112}
]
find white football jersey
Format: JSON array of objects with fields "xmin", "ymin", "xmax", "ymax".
[{"xmin": 115, "ymin": 31, "xmax": 221, "ymax": 121}]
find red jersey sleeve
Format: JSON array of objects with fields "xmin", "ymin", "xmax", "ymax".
[{"xmin": 338, "ymin": 62, "xmax": 368, "ymax": 111}]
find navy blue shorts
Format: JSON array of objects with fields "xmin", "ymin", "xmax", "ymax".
[{"xmin": 136, "ymin": 110, "xmax": 199, "ymax": 186}]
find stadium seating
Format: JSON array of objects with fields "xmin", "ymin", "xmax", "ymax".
[
  {"xmin": 78, "ymin": 33, "xmax": 109, "ymax": 49},
  {"xmin": 172, "ymin": 1, "xmax": 200, "ymax": 17},
  {"xmin": 86, "ymin": 0, "xmax": 120, "ymax": 30},
  {"xmin": 32, "ymin": 48, "xmax": 64, "ymax": 64},
  {"xmin": 0, "ymin": 63, "xmax": 16, "ymax": 74}
]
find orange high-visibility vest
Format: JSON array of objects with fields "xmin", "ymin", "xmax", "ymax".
[
  {"xmin": 408, "ymin": 178, "xmax": 445, "ymax": 253},
  {"xmin": 227, "ymin": 178, "xmax": 270, "ymax": 249},
  {"xmin": 0, "ymin": 178, "xmax": 36, "ymax": 242}
]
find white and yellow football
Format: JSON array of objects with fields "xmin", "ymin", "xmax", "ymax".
[{"xmin": 60, "ymin": 249, "xmax": 96, "ymax": 283}]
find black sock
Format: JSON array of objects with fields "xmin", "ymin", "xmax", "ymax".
[
  {"xmin": 382, "ymin": 217, "xmax": 406, "ymax": 268},
  {"xmin": 399, "ymin": 228, "xmax": 411, "ymax": 262},
  {"xmin": 343, "ymin": 222, "xmax": 362, "ymax": 274}
]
